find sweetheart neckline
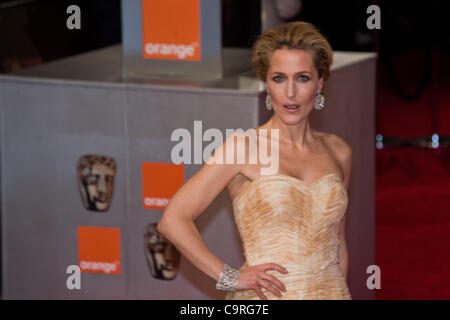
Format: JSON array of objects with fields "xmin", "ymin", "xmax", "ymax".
[{"xmin": 232, "ymin": 172, "xmax": 344, "ymax": 205}]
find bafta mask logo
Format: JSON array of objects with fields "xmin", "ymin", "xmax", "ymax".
[
  {"xmin": 145, "ymin": 223, "xmax": 180, "ymax": 280},
  {"xmin": 77, "ymin": 155, "xmax": 116, "ymax": 212}
]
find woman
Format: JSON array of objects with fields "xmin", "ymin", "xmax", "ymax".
[{"xmin": 157, "ymin": 21, "xmax": 352, "ymax": 300}]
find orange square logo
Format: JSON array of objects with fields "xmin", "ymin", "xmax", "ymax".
[
  {"xmin": 77, "ymin": 226, "xmax": 121, "ymax": 274},
  {"xmin": 142, "ymin": 162, "xmax": 184, "ymax": 209},
  {"xmin": 142, "ymin": 0, "xmax": 201, "ymax": 61}
]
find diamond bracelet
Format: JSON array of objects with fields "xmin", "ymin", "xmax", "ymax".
[{"xmin": 216, "ymin": 263, "xmax": 239, "ymax": 291}]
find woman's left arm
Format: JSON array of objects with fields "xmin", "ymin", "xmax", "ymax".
[
  {"xmin": 338, "ymin": 215, "xmax": 349, "ymax": 279},
  {"xmin": 334, "ymin": 135, "xmax": 352, "ymax": 280}
]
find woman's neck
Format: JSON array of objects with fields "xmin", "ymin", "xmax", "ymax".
[{"xmin": 267, "ymin": 115, "xmax": 315, "ymax": 150}]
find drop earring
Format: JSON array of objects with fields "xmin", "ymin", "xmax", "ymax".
[
  {"xmin": 265, "ymin": 90, "xmax": 272, "ymax": 111},
  {"xmin": 314, "ymin": 89, "xmax": 325, "ymax": 110}
]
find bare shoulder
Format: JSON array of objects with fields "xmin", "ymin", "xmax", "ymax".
[
  {"xmin": 326, "ymin": 133, "xmax": 352, "ymax": 161},
  {"xmin": 323, "ymin": 133, "xmax": 352, "ymax": 185},
  {"xmin": 311, "ymin": 129, "xmax": 351, "ymax": 165},
  {"xmin": 209, "ymin": 130, "xmax": 249, "ymax": 165}
]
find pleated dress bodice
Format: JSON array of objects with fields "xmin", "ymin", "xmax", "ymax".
[{"xmin": 225, "ymin": 172, "xmax": 351, "ymax": 300}]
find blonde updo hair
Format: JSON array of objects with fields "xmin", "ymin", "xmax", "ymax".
[{"xmin": 251, "ymin": 21, "xmax": 333, "ymax": 82}]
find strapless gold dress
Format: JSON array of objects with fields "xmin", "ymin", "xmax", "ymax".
[{"xmin": 225, "ymin": 173, "xmax": 351, "ymax": 300}]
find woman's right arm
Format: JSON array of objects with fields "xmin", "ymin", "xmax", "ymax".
[
  {"xmin": 156, "ymin": 132, "xmax": 244, "ymax": 282},
  {"xmin": 156, "ymin": 132, "xmax": 288, "ymax": 299}
]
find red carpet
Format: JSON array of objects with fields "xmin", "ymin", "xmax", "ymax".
[{"xmin": 375, "ymin": 50, "xmax": 450, "ymax": 299}]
